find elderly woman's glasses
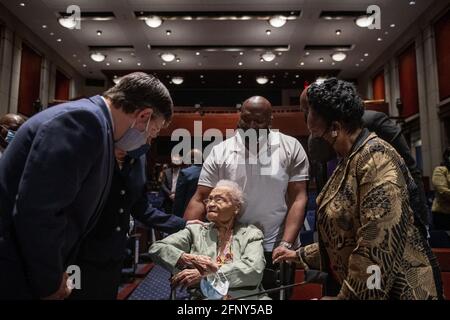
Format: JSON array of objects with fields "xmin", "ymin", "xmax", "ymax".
[{"xmin": 203, "ymin": 196, "xmax": 227, "ymax": 206}]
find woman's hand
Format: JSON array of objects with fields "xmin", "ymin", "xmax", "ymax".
[
  {"xmin": 272, "ymin": 246, "xmax": 298, "ymax": 264},
  {"xmin": 178, "ymin": 253, "xmax": 219, "ymax": 275},
  {"xmin": 171, "ymin": 269, "xmax": 202, "ymax": 289}
]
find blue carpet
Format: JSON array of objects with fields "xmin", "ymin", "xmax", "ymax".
[{"xmin": 128, "ymin": 265, "xmax": 190, "ymax": 300}]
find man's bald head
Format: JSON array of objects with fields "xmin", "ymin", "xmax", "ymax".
[{"xmin": 238, "ymin": 96, "xmax": 273, "ymax": 130}]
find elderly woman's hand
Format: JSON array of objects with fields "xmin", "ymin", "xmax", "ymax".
[
  {"xmin": 179, "ymin": 253, "xmax": 219, "ymax": 275},
  {"xmin": 272, "ymin": 247, "xmax": 298, "ymax": 264},
  {"xmin": 171, "ymin": 269, "xmax": 202, "ymax": 289}
]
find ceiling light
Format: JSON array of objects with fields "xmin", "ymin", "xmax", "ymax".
[
  {"xmin": 305, "ymin": 52, "xmax": 310, "ymax": 56},
  {"xmin": 50, "ymin": 32, "xmax": 54, "ymax": 36},
  {"xmin": 238, "ymin": 62, "xmax": 243, "ymax": 66},
  {"xmin": 356, "ymin": 63, "xmax": 360, "ymax": 67},
  {"xmin": 335, "ymin": 29, "xmax": 342, "ymax": 35},
  {"xmin": 295, "ymin": 74, "xmax": 299, "ymax": 78},
  {"xmin": 195, "ymin": 51, "xmax": 200, "ymax": 56},
  {"xmin": 137, "ymin": 62, "xmax": 142, "ymax": 66},
  {"xmin": 237, "ymin": 80, "xmax": 242, "ymax": 84},
  {"xmin": 300, "ymin": 62, "xmax": 305, "ymax": 66},
  {"xmin": 82, "ymin": 64, "xmax": 87, "ymax": 68},
  {"xmin": 90, "ymin": 52, "xmax": 106, "ymax": 62},
  {"xmin": 409, "ymin": 1, "xmax": 416, "ymax": 5},
  {"xmin": 176, "ymin": 58, "xmax": 181, "ymax": 62},
  {"xmin": 364, "ymin": 53, "xmax": 369, "ymax": 57},
  {"xmin": 390, "ymin": 23, "xmax": 396, "ymax": 28},
  {"xmin": 19, "ymin": 3, "xmax": 25, "ymax": 7},
  {"xmin": 266, "ymin": 29, "xmax": 271, "ymax": 35},
  {"xmin": 117, "ymin": 58, "xmax": 123, "ymax": 63},
  {"xmin": 42, "ymin": 25, "xmax": 47, "ymax": 29},
  {"xmin": 331, "ymin": 62, "xmax": 336, "ymax": 66},
  {"xmin": 145, "ymin": 15, "xmax": 163, "ymax": 28},
  {"xmin": 238, "ymin": 75, "xmax": 242, "ymax": 78},
  {"xmin": 377, "ymin": 37, "xmax": 383, "ymax": 41},
  {"xmin": 200, "ymin": 75, "xmax": 204, "ymax": 79},
  {"xmin": 261, "ymin": 51, "xmax": 276, "ymax": 62},
  {"xmin": 56, "ymin": 38, "xmax": 62, "ymax": 42},
  {"xmin": 239, "ymin": 52, "xmax": 244, "ymax": 55},
  {"xmin": 384, "ymin": 31, "xmax": 389, "ymax": 35},
  {"xmin": 274, "ymin": 62, "xmax": 279, "ymax": 66},
  {"xmin": 162, "ymin": 62, "xmax": 166, "ymax": 66},
  {"xmin": 268, "ymin": 15, "xmax": 287, "ymax": 28},
  {"xmin": 256, "ymin": 76, "xmax": 269, "ymax": 85},
  {"xmin": 331, "ymin": 52, "xmax": 346, "ymax": 62},
  {"xmin": 260, "ymin": 58, "xmax": 264, "ymax": 62},
  {"xmin": 270, "ymin": 80, "xmax": 274, "ymax": 84},
  {"xmin": 166, "ymin": 30, "xmax": 172, "ymax": 36},
  {"xmin": 315, "ymin": 77, "xmax": 326, "ymax": 85},
  {"xmin": 58, "ymin": 16, "xmax": 78, "ymax": 29},
  {"xmin": 172, "ymin": 76, "xmax": 184, "ymax": 85},
  {"xmin": 360, "ymin": 58, "xmax": 364, "ymax": 62},
  {"xmin": 97, "ymin": 30, "xmax": 102, "ymax": 36},
  {"xmin": 319, "ymin": 57, "xmax": 324, "ymax": 63},
  {"xmin": 355, "ymin": 15, "xmax": 375, "ymax": 28},
  {"xmin": 161, "ymin": 52, "xmax": 176, "ymax": 62},
  {"xmin": 106, "ymin": 62, "xmax": 110, "ymax": 66}
]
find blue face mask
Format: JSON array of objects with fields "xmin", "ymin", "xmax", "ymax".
[
  {"xmin": 127, "ymin": 143, "xmax": 151, "ymax": 159},
  {"xmin": 5, "ymin": 130, "xmax": 15, "ymax": 144},
  {"xmin": 115, "ymin": 117, "xmax": 150, "ymax": 152},
  {"xmin": 200, "ymin": 271, "xmax": 229, "ymax": 300}
]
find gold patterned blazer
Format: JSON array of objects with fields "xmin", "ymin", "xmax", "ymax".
[{"xmin": 299, "ymin": 130, "xmax": 443, "ymax": 300}]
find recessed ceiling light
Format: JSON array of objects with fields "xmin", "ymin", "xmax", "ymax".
[
  {"xmin": 295, "ymin": 75, "xmax": 299, "ymax": 78},
  {"xmin": 270, "ymin": 80, "xmax": 274, "ymax": 84},
  {"xmin": 82, "ymin": 64, "xmax": 87, "ymax": 68},
  {"xmin": 409, "ymin": 1, "xmax": 416, "ymax": 5},
  {"xmin": 238, "ymin": 62, "xmax": 243, "ymax": 66},
  {"xmin": 256, "ymin": 76, "xmax": 269, "ymax": 85},
  {"xmin": 239, "ymin": 52, "xmax": 244, "ymax": 55},
  {"xmin": 49, "ymin": 32, "xmax": 54, "ymax": 36},
  {"xmin": 90, "ymin": 52, "xmax": 106, "ymax": 62},
  {"xmin": 238, "ymin": 75, "xmax": 242, "ymax": 78},
  {"xmin": 72, "ymin": 54, "xmax": 77, "ymax": 58},
  {"xmin": 260, "ymin": 57, "xmax": 264, "ymax": 62},
  {"xmin": 292, "ymin": 81, "xmax": 296, "ymax": 84},
  {"xmin": 162, "ymin": 62, "xmax": 166, "ymax": 66},
  {"xmin": 319, "ymin": 57, "xmax": 324, "ymax": 63},
  {"xmin": 364, "ymin": 53, "xmax": 369, "ymax": 57},
  {"xmin": 360, "ymin": 58, "xmax": 364, "ymax": 62},
  {"xmin": 331, "ymin": 52, "xmax": 346, "ymax": 62},
  {"xmin": 261, "ymin": 51, "xmax": 276, "ymax": 62},
  {"xmin": 172, "ymin": 76, "xmax": 184, "ymax": 85},
  {"xmin": 331, "ymin": 62, "xmax": 336, "ymax": 66},
  {"xmin": 106, "ymin": 62, "xmax": 110, "ymax": 66},
  {"xmin": 200, "ymin": 75, "xmax": 204, "ymax": 78},
  {"xmin": 266, "ymin": 29, "xmax": 271, "ymax": 35},
  {"xmin": 176, "ymin": 58, "xmax": 181, "ymax": 62},
  {"xmin": 117, "ymin": 58, "xmax": 123, "ymax": 63},
  {"xmin": 56, "ymin": 38, "xmax": 62, "ymax": 42},
  {"xmin": 196, "ymin": 51, "xmax": 200, "ymax": 56},
  {"xmin": 377, "ymin": 37, "xmax": 383, "ymax": 41},
  {"xmin": 335, "ymin": 29, "xmax": 342, "ymax": 35},
  {"xmin": 145, "ymin": 15, "xmax": 163, "ymax": 28},
  {"xmin": 137, "ymin": 62, "xmax": 142, "ymax": 66},
  {"xmin": 355, "ymin": 15, "xmax": 375, "ymax": 28},
  {"xmin": 237, "ymin": 80, "xmax": 242, "ymax": 84},
  {"xmin": 390, "ymin": 23, "xmax": 396, "ymax": 28},
  {"xmin": 19, "ymin": 3, "xmax": 25, "ymax": 7},
  {"xmin": 300, "ymin": 62, "xmax": 305, "ymax": 66},
  {"xmin": 305, "ymin": 52, "xmax": 310, "ymax": 56},
  {"xmin": 166, "ymin": 30, "xmax": 172, "ymax": 36},
  {"xmin": 161, "ymin": 52, "xmax": 176, "ymax": 62},
  {"xmin": 274, "ymin": 62, "xmax": 279, "ymax": 66},
  {"xmin": 97, "ymin": 30, "xmax": 102, "ymax": 36},
  {"xmin": 385, "ymin": 31, "xmax": 389, "ymax": 35},
  {"xmin": 42, "ymin": 25, "xmax": 47, "ymax": 29},
  {"xmin": 356, "ymin": 63, "xmax": 360, "ymax": 67},
  {"xmin": 58, "ymin": 16, "xmax": 77, "ymax": 29},
  {"xmin": 268, "ymin": 15, "xmax": 287, "ymax": 28}
]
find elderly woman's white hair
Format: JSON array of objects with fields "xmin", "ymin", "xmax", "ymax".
[{"xmin": 215, "ymin": 180, "xmax": 244, "ymax": 208}]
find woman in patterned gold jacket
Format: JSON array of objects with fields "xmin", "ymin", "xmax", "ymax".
[{"xmin": 274, "ymin": 78, "xmax": 443, "ymax": 300}]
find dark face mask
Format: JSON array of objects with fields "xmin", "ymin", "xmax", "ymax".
[
  {"xmin": 127, "ymin": 143, "xmax": 151, "ymax": 159},
  {"xmin": 308, "ymin": 128, "xmax": 336, "ymax": 163}
]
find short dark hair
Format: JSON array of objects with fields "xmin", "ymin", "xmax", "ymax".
[
  {"xmin": 104, "ymin": 72, "xmax": 173, "ymax": 121},
  {"xmin": 307, "ymin": 78, "xmax": 364, "ymax": 133}
]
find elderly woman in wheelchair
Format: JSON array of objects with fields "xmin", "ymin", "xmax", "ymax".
[{"xmin": 149, "ymin": 180, "xmax": 269, "ymax": 300}]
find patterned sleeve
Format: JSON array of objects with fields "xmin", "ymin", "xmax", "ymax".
[{"xmin": 337, "ymin": 143, "xmax": 410, "ymax": 300}]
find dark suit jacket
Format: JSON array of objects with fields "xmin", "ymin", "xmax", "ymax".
[
  {"xmin": 172, "ymin": 165, "xmax": 202, "ymax": 217},
  {"xmin": 0, "ymin": 95, "xmax": 114, "ymax": 299},
  {"xmin": 76, "ymin": 156, "xmax": 186, "ymax": 264}
]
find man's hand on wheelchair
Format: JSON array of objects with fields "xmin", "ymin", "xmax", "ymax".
[{"xmin": 272, "ymin": 246, "xmax": 298, "ymax": 264}]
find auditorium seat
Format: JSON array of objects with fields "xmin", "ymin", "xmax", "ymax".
[{"xmin": 433, "ymin": 248, "xmax": 450, "ymax": 299}]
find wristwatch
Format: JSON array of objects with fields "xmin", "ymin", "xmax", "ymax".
[{"xmin": 279, "ymin": 240, "xmax": 293, "ymax": 249}]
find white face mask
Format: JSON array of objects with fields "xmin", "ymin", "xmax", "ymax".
[
  {"xmin": 200, "ymin": 270, "xmax": 229, "ymax": 300},
  {"xmin": 115, "ymin": 117, "xmax": 150, "ymax": 151}
]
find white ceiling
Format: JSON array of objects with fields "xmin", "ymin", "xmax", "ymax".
[{"xmin": 0, "ymin": 0, "xmax": 435, "ymax": 80}]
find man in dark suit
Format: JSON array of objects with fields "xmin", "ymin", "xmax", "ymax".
[
  {"xmin": 160, "ymin": 155, "xmax": 183, "ymax": 214},
  {"xmin": 0, "ymin": 72, "xmax": 173, "ymax": 299},
  {"xmin": 173, "ymin": 149, "xmax": 203, "ymax": 217},
  {"xmin": 70, "ymin": 145, "xmax": 202, "ymax": 299}
]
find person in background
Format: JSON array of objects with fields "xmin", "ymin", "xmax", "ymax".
[
  {"xmin": 161, "ymin": 154, "xmax": 183, "ymax": 214},
  {"xmin": 275, "ymin": 78, "xmax": 443, "ymax": 300},
  {"xmin": 0, "ymin": 113, "xmax": 25, "ymax": 158},
  {"xmin": 431, "ymin": 147, "xmax": 450, "ymax": 230},
  {"xmin": 173, "ymin": 149, "xmax": 203, "ymax": 217}
]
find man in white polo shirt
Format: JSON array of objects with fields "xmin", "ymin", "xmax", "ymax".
[{"xmin": 184, "ymin": 96, "xmax": 309, "ymax": 298}]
